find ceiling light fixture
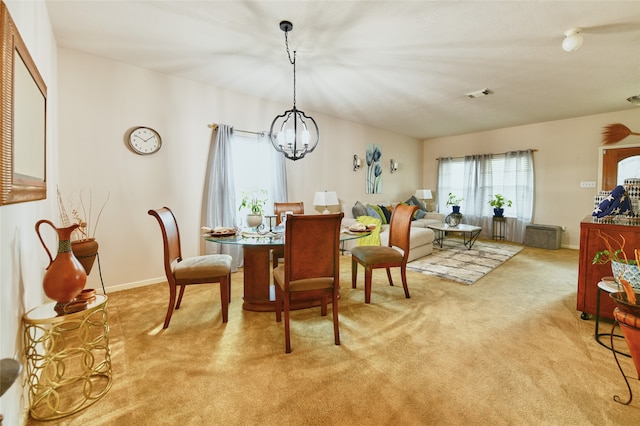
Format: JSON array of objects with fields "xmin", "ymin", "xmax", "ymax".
[
  {"xmin": 627, "ymin": 95, "xmax": 640, "ymax": 106},
  {"xmin": 465, "ymin": 88, "xmax": 493, "ymax": 99},
  {"xmin": 562, "ymin": 27, "xmax": 583, "ymax": 52},
  {"xmin": 269, "ymin": 21, "xmax": 319, "ymax": 161}
]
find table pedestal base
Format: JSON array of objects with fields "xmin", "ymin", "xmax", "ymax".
[{"xmin": 241, "ymin": 245, "xmax": 326, "ymax": 312}]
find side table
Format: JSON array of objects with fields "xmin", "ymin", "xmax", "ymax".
[
  {"xmin": 23, "ymin": 294, "xmax": 112, "ymax": 420},
  {"xmin": 595, "ymin": 278, "xmax": 629, "ymax": 357},
  {"xmin": 492, "ymin": 216, "xmax": 506, "ymax": 240}
]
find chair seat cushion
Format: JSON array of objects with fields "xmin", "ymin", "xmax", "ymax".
[
  {"xmin": 351, "ymin": 245, "xmax": 403, "ymax": 265},
  {"xmin": 173, "ymin": 254, "xmax": 232, "ymax": 280},
  {"xmin": 273, "ymin": 266, "xmax": 335, "ymax": 292}
]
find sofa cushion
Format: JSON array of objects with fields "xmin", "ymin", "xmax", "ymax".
[
  {"xmin": 405, "ymin": 195, "xmax": 427, "ymax": 212},
  {"xmin": 352, "ymin": 201, "xmax": 368, "ymax": 218},
  {"xmin": 367, "ymin": 204, "xmax": 386, "ymax": 224},
  {"xmin": 378, "ymin": 205, "xmax": 392, "ymax": 223}
]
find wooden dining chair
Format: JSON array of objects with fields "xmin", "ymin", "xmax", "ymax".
[
  {"xmin": 351, "ymin": 203, "xmax": 418, "ymax": 304},
  {"xmin": 148, "ymin": 207, "xmax": 232, "ymax": 328},
  {"xmin": 273, "ymin": 212, "xmax": 344, "ymax": 353},
  {"xmin": 272, "ymin": 202, "xmax": 304, "ymax": 269}
]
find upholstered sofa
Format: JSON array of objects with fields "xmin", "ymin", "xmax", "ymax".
[{"xmin": 341, "ymin": 200, "xmax": 445, "ymax": 263}]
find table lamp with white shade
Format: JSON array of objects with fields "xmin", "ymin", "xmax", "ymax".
[
  {"xmin": 415, "ymin": 189, "xmax": 433, "ymax": 210},
  {"xmin": 313, "ymin": 191, "xmax": 339, "ymax": 214}
]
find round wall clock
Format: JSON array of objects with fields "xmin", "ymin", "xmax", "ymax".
[{"xmin": 127, "ymin": 126, "xmax": 162, "ymax": 155}]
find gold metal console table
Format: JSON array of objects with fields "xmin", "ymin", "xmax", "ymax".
[{"xmin": 23, "ymin": 294, "xmax": 112, "ymax": 420}]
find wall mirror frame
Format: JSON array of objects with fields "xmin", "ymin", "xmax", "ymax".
[{"xmin": 0, "ymin": 1, "xmax": 47, "ymax": 206}]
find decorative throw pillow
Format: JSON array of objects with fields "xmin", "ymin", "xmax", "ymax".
[
  {"xmin": 378, "ymin": 205, "xmax": 392, "ymax": 223},
  {"xmin": 352, "ymin": 201, "xmax": 368, "ymax": 219},
  {"xmin": 405, "ymin": 195, "xmax": 426, "ymax": 212},
  {"xmin": 365, "ymin": 205, "xmax": 383, "ymax": 223},
  {"xmin": 415, "ymin": 209, "xmax": 427, "ymax": 219}
]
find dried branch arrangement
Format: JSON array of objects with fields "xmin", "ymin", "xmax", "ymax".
[{"xmin": 57, "ymin": 187, "xmax": 110, "ymax": 241}]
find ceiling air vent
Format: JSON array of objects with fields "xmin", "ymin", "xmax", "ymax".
[{"xmin": 465, "ymin": 88, "xmax": 493, "ymax": 99}]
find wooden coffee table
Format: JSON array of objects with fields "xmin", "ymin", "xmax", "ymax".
[{"xmin": 428, "ymin": 223, "xmax": 482, "ymax": 250}]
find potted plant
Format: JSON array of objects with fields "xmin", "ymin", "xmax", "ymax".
[
  {"xmin": 592, "ymin": 231, "xmax": 640, "ymax": 291},
  {"xmin": 239, "ymin": 189, "xmax": 267, "ymax": 228},
  {"xmin": 488, "ymin": 194, "xmax": 512, "ymax": 217},
  {"xmin": 445, "ymin": 192, "xmax": 463, "ymax": 214}
]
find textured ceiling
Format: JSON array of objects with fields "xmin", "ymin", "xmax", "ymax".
[{"xmin": 45, "ymin": 0, "xmax": 640, "ymax": 139}]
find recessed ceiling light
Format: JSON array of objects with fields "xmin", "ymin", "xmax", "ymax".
[{"xmin": 465, "ymin": 88, "xmax": 493, "ymax": 99}]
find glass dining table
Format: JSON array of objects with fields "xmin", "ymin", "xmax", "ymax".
[{"xmin": 204, "ymin": 229, "xmax": 369, "ymax": 312}]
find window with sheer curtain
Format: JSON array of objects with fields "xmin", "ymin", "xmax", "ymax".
[
  {"xmin": 202, "ymin": 125, "xmax": 286, "ymax": 269},
  {"xmin": 436, "ymin": 150, "xmax": 534, "ymax": 242},
  {"xmin": 231, "ymin": 133, "xmax": 286, "ymax": 226}
]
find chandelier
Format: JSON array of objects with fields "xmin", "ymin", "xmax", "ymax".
[{"xmin": 269, "ymin": 21, "xmax": 319, "ymax": 161}]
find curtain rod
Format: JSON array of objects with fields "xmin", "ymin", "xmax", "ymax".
[
  {"xmin": 208, "ymin": 123, "xmax": 265, "ymax": 137},
  {"xmin": 436, "ymin": 149, "xmax": 538, "ymax": 160}
]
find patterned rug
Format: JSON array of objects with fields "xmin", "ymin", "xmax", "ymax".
[{"xmin": 407, "ymin": 238, "xmax": 523, "ymax": 285}]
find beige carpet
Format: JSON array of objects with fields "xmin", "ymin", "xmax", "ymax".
[{"xmin": 28, "ymin": 246, "xmax": 640, "ymax": 425}]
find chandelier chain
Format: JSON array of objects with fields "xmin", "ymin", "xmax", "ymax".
[{"xmin": 284, "ymin": 30, "xmax": 296, "ymax": 108}]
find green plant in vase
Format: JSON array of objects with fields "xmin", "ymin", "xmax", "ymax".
[
  {"xmin": 239, "ymin": 189, "xmax": 267, "ymax": 228},
  {"xmin": 488, "ymin": 194, "xmax": 512, "ymax": 217}
]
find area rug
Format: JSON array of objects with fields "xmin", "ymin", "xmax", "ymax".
[{"xmin": 407, "ymin": 239, "xmax": 523, "ymax": 285}]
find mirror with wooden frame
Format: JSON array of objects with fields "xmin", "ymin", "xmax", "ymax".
[{"xmin": 0, "ymin": 1, "xmax": 47, "ymax": 206}]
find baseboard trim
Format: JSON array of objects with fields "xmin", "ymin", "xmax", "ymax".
[{"xmin": 97, "ymin": 277, "xmax": 165, "ymax": 294}]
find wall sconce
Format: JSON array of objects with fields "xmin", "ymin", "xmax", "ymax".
[
  {"xmin": 353, "ymin": 155, "xmax": 362, "ymax": 171},
  {"xmin": 390, "ymin": 159, "xmax": 399, "ymax": 173}
]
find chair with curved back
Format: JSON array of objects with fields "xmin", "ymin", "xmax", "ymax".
[
  {"xmin": 351, "ymin": 203, "xmax": 418, "ymax": 304},
  {"xmin": 272, "ymin": 202, "xmax": 304, "ymax": 269},
  {"xmin": 148, "ymin": 207, "xmax": 232, "ymax": 328},
  {"xmin": 273, "ymin": 212, "xmax": 343, "ymax": 353}
]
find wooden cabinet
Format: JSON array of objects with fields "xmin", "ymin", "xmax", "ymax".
[{"xmin": 577, "ymin": 216, "xmax": 640, "ymax": 319}]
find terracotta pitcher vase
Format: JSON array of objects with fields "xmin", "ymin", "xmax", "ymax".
[{"xmin": 35, "ymin": 220, "xmax": 87, "ymax": 305}]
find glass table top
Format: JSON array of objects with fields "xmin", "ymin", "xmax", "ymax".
[{"xmin": 204, "ymin": 228, "xmax": 370, "ymax": 246}]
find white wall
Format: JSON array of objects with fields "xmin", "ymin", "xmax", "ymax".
[
  {"xmin": 420, "ymin": 109, "xmax": 640, "ymax": 249},
  {"xmin": 56, "ymin": 48, "xmax": 423, "ymax": 293},
  {"xmin": 0, "ymin": 1, "xmax": 58, "ymax": 424}
]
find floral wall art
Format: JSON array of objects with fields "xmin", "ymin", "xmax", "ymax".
[{"xmin": 366, "ymin": 144, "xmax": 382, "ymax": 194}]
